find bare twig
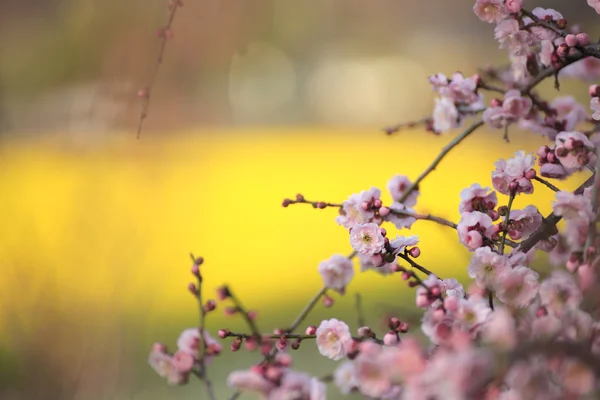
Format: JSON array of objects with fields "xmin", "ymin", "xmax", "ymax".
[
  {"xmin": 383, "ymin": 117, "xmax": 431, "ymax": 135},
  {"xmin": 533, "ymin": 176, "xmax": 560, "ymax": 192},
  {"xmin": 189, "ymin": 254, "xmax": 217, "ymax": 400},
  {"xmin": 396, "ymin": 253, "xmax": 436, "ymax": 277},
  {"xmin": 284, "ymin": 287, "xmax": 328, "ymax": 333},
  {"xmin": 137, "ymin": 1, "xmax": 182, "ymax": 138},
  {"xmin": 396, "ymin": 120, "xmax": 485, "ymax": 204}
]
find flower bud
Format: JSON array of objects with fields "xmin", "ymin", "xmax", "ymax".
[
  {"xmin": 565, "ymin": 34, "xmax": 578, "ymax": 48},
  {"xmin": 305, "ymin": 325, "xmax": 317, "ymax": 335},
  {"xmin": 576, "ymin": 33, "xmax": 590, "ymax": 46},
  {"xmin": 383, "ymin": 332, "xmax": 399, "ymax": 346}
]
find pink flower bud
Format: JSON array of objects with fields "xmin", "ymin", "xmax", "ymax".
[
  {"xmin": 505, "ymin": 0, "xmax": 522, "ymax": 13},
  {"xmin": 373, "ymin": 199, "xmax": 382, "ymax": 208},
  {"xmin": 402, "ymin": 271, "xmax": 411, "ymax": 281},
  {"xmin": 489, "ymin": 210, "xmax": 500, "ymax": 221},
  {"xmin": 218, "ymin": 329, "xmax": 230, "ymax": 338},
  {"xmin": 172, "ymin": 350, "xmax": 195, "ymax": 373},
  {"xmin": 360, "ymin": 201, "xmax": 370, "ymax": 211},
  {"xmin": 408, "ymin": 247, "xmax": 421, "ymax": 258},
  {"xmin": 370, "ymin": 254, "xmax": 385, "ymax": 268},
  {"xmin": 305, "ymin": 325, "xmax": 317, "ymax": 335},
  {"xmin": 152, "ymin": 342, "xmax": 167, "ymax": 353},
  {"xmin": 224, "ymin": 307, "xmax": 237, "ymax": 316},
  {"xmin": 508, "ymin": 230, "xmax": 522, "ymax": 240},
  {"xmin": 508, "ymin": 181, "xmax": 519, "ymax": 192},
  {"xmin": 275, "ymin": 352, "xmax": 292, "ymax": 366},
  {"xmin": 291, "ymin": 339, "xmax": 301, "ymax": 350},
  {"xmin": 430, "ymin": 286, "xmax": 441, "ymax": 297},
  {"xmin": 590, "ymin": 85, "xmax": 600, "ymax": 97},
  {"xmin": 578, "ymin": 264, "xmax": 596, "ymax": 292},
  {"xmin": 188, "ymin": 282, "xmax": 198, "ymax": 295},
  {"xmin": 557, "ymin": 43, "xmax": 569, "ymax": 58},
  {"xmin": 416, "ymin": 294, "xmax": 429, "ymax": 308},
  {"xmin": 244, "ymin": 338, "xmax": 257, "ymax": 351},
  {"xmin": 358, "ymin": 326, "xmax": 372, "ymax": 336},
  {"xmin": 566, "ymin": 258, "xmax": 579, "ymax": 273},
  {"xmin": 536, "ymin": 307, "xmax": 547, "ymax": 317},
  {"xmin": 379, "ymin": 206, "xmax": 390, "ymax": 217},
  {"xmin": 231, "ymin": 339, "xmax": 242, "ymax": 351},
  {"xmin": 276, "ymin": 337, "xmax": 287, "ymax": 351},
  {"xmin": 491, "ymin": 98, "xmax": 503, "ymax": 107},
  {"xmin": 217, "ymin": 286, "xmax": 230, "ymax": 300},
  {"xmin": 204, "ymin": 299, "xmax": 216, "ymax": 312},
  {"xmin": 191, "ymin": 264, "xmax": 200, "ymax": 276},
  {"xmin": 389, "ymin": 317, "xmax": 401, "ymax": 329},
  {"xmin": 432, "ymin": 308, "xmax": 445, "ymax": 321},
  {"xmin": 383, "ymin": 332, "xmax": 399, "ymax": 346},
  {"xmin": 248, "ymin": 311, "xmax": 258, "ymax": 320},
  {"xmin": 576, "ymin": 33, "xmax": 590, "ymax": 47},
  {"xmin": 322, "ymin": 295, "xmax": 334, "ymax": 308},
  {"xmin": 399, "ymin": 322, "xmax": 409, "ymax": 333},
  {"xmin": 547, "ymin": 152, "xmax": 556, "ymax": 163},
  {"xmin": 282, "ymin": 199, "xmax": 291, "ymax": 207},
  {"xmin": 265, "ymin": 366, "xmax": 284, "ymax": 382},
  {"xmin": 316, "ymin": 201, "xmax": 327, "ymax": 209},
  {"xmin": 525, "ymin": 169, "xmax": 536, "ymax": 180},
  {"xmin": 565, "ymin": 34, "xmax": 578, "ymax": 48}
]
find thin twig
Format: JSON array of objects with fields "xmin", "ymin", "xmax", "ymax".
[
  {"xmin": 533, "ymin": 176, "xmax": 560, "ymax": 192},
  {"xmin": 499, "ymin": 193, "xmax": 515, "ymax": 255},
  {"xmin": 285, "ymin": 287, "xmax": 328, "ymax": 333},
  {"xmin": 397, "ymin": 120, "xmax": 485, "ymax": 204},
  {"xmin": 189, "ymin": 254, "xmax": 217, "ymax": 400},
  {"xmin": 228, "ymin": 288, "xmax": 262, "ymax": 340},
  {"xmin": 396, "ymin": 253, "xmax": 436, "ymax": 277},
  {"xmin": 383, "ymin": 117, "xmax": 431, "ymax": 135},
  {"xmin": 137, "ymin": 1, "xmax": 181, "ymax": 138}
]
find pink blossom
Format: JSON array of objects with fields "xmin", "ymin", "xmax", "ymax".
[
  {"xmin": 495, "ymin": 19, "xmax": 531, "ymax": 56},
  {"xmin": 495, "ymin": 266, "xmax": 539, "ymax": 308},
  {"xmin": 333, "ymin": 361, "xmax": 359, "ymax": 395},
  {"xmin": 176, "ymin": 328, "xmax": 220, "ymax": 364},
  {"xmin": 267, "ymin": 371, "xmax": 323, "ymax": 400},
  {"xmin": 447, "ymin": 72, "xmax": 479, "ymax": 104},
  {"xmin": 560, "ymin": 359, "xmax": 596, "ymax": 396},
  {"xmin": 389, "ymin": 235, "xmax": 419, "ymax": 254},
  {"xmin": 560, "ymin": 57, "xmax": 600, "ymax": 82},
  {"xmin": 552, "ymin": 191, "xmax": 594, "ymax": 221},
  {"xmin": 349, "ymin": 223, "xmax": 386, "ymax": 255},
  {"xmin": 539, "ymin": 40, "xmax": 554, "ymax": 67},
  {"xmin": 468, "ymin": 247, "xmax": 511, "ymax": 288},
  {"xmin": 454, "ymin": 297, "xmax": 492, "ymax": 331},
  {"xmin": 148, "ymin": 345, "xmax": 189, "ymax": 386},
  {"xmin": 588, "ymin": 0, "xmax": 600, "ymax": 13},
  {"xmin": 457, "ymin": 211, "xmax": 494, "ymax": 251},
  {"xmin": 385, "ymin": 202, "xmax": 417, "ymax": 229},
  {"xmin": 439, "ymin": 278, "xmax": 465, "ymax": 298},
  {"xmin": 315, "ymin": 318, "xmax": 352, "ymax": 360},
  {"xmin": 354, "ymin": 345, "xmax": 392, "ymax": 398},
  {"xmin": 473, "ymin": 0, "xmax": 509, "ymax": 23},
  {"xmin": 483, "ymin": 106, "xmax": 513, "ymax": 128},
  {"xmin": 555, "ymin": 131, "xmax": 596, "ymax": 173},
  {"xmin": 387, "ymin": 175, "xmax": 419, "ymax": 207},
  {"xmin": 421, "ymin": 309, "xmax": 457, "ymax": 345},
  {"xmin": 503, "ymin": 90, "xmax": 532, "ymax": 119},
  {"xmin": 505, "ymin": 0, "xmax": 522, "ymax": 13},
  {"xmin": 551, "ymin": 97, "xmax": 587, "ymax": 132},
  {"xmin": 459, "ymin": 183, "xmax": 498, "ymax": 214},
  {"xmin": 336, "ymin": 188, "xmax": 382, "ymax": 228},
  {"xmin": 171, "ymin": 350, "xmax": 195, "ymax": 373},
  {"xmin": 227, "ymin": 369, "xmax": 275, "ymax": 395},
  {"xmin": 540, "ymin": 162, "xmax": 568, "ymax": 179},
  {"xmin": 433, "ymin": 97, "xmax": 460, "ymax": 133},
  {"xmin": 318, "ymin": 254, "xmax": 354, "ymax": 293},
  {"xmin": 525, "ymin": 8, "xmax": 564, "ymax": 40},
  {"xmin": 491, "ymin": 150, "xmax": 536, "ymax": 195},
  {"xmin": 358, "ymin": 253, "xmax": 396, "ymax": 275},
  {"xmin": 564, "ymin": 218, "xmax": 588, "ymax": 251},
  {"xmin": 591, "ymin": 97, "xmax": 600, "ymax": 121},
  {"xmin": 509, "ymin": 205, "xmax": 542, "ymax": 239},
  {"xmin": 482, "ymin": 306, "xmax": 516, "ymax": 350},
  {"xmin": 381, "ymin": 337, "xmax": 427, "ymax": 382},
  {"xmin": 539, "ymin": 271, "xmax": 583, "ymax": 316}
]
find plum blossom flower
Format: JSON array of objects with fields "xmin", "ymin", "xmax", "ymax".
[
  {"xmin": 416, "ymin": 274, "xmax": 443, "ymax": 308},
  {"xmin": 454, "ymin": 297, "xmax": 492, "ymax": 331},
  {"xmin": 447, "ymin": 72, "xmax": 479, "ymax": 104},
  {"xmin": 333, "ymin": 361, "xmax": 359, "ymax": 395},
  {"xmin": 433, "ymin": 97, "xmax": 460, "ymax": 133},
  {"xmin": 491, "ymin": 150, "xmax": 536, "ymax": 195},
  {"xmin": 552, "ymin": 191, "xmax": 594, "ymax": 221},
  {"xmin": 315, "ymin": 319, "xmax": 353, "ymax": 360},
  {"xmin": 267, "ymin": 371, "xmax": 325, "ymax": 400},
  {"xmin": 459, "ymin": 183, "xmax": 498, "ymax": 215},
  {"xmin": 349, "ymin": 223, "xmax": 386, "ymax": 255},
  {"xmin": 389, "ymin": 235, "xmax": 419, "ymax": 254},
  {"xmin": 336, "ymin": 188, "xmax": 382, "ymax": 228},
  {"xmin": 539, "ymin": 40, "xmax": 554, "ymax": 67},
  {"xmin": 539, "ymin": 271, "xmax": 583, "ymax": 316},
  {"xmin": 318, "ymin": 254, "xmax": 354, "ymax": 293},
  {"xmin": 354, "ymin": 342, "xmax": 392, "ymax": 398},
  {"xmin": 588, "ymin": 0, "xmax": 600, "ymax": 14},
  {"xmin": 176, "ymin": 328, "xmax": 221, "ymax": 364},
  {"xmin": 385, "ymin": 202, "xmax": 417, "ymax": 229},
  {"xmin": 457, "ymin": 211, "xmax": 494, "ymax": 251},
  {"xmin": 227, "ymin": 369, "xmax": 275, "ymax": 395},
  {"xmin": 495, "ymin": 266, "xmax": 539, "ymax": 308},
  {"xmin": 591, "ymin": 97, "xmax": 600, "ymax": 120},
  {"xmin": 505, "ymin": 0, "xmax": 522, "ymax": 13},
  {"xmin": 429, "ymin": 73, "xmax": 449, "ymax": 92},
  {"xmin": 495, "ymin": 19, "xmax": 531, "ymax": 56},
  {"xmin": 468, "ymin": 246, "xmax": 511, "ymax": 288},
  {"xmin": 483, "ymin": 106, "xmax": 513, "ymax": 129},
  {"xmin": 482, "ymin": 306, "xmax": 516, "ymax": 350},
  {"xmin": 503, "ymin": 90, "xmax": 532, "ymax": 119},
  {"xmin": 439, "ymin": 278, "xmax": 465, "ymax": 298},
  {"xmin": 523, "ymin": 8, "xmax": 564, "ymax": 40},
  {"xmin": 358, "ymin": 253, "xmax": 396, "ymax": 275},
  {"xmin": 473, "ymin": 0, "xmax": 509, "ymax": 23},
  {"xmin": 554, "ymin": 131, "xmax": 596, "ymax": 174},
  {"xmin": 148, "ymin": 344, "xmax": 189, "ymax": 386},
  {"xmin": 387, "ymin": 175, "xmax": 419, "ymax": 207},
  {"xmin": 509, "ymin": 205, "xmax": 543, "ymax": 240}
]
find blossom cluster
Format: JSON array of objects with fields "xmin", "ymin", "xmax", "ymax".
[{"xmin": 148, "ymin": 1, "xmax": 600, "ymax": 399}]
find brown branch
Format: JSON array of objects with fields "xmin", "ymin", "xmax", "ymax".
[
  {"xmin": 396, "ymin": 120, "xmax": 485, "ymax": 204},
  {"xmin": 137, "ymin": 1, "xmax": 182, "ymax": 138},
  {"xmin": 396, "ymin": 253, "xmax": 436, "ymax": 276},
  {"xmin": 383, "ymin": 117, "xmax": 431, "ymax": 136},
  {"xmin": 533, "ymin": 176, "xmax": 560, "ymax": 192}
]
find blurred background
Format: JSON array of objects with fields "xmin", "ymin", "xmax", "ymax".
[{"xmin": 0, "ymin": 0, "xmax": 598, "ymax": 399}]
